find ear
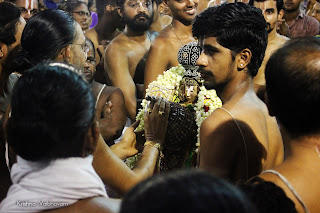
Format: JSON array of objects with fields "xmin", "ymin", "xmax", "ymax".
[
  {"xmin": 278, "ymin": 9, "xmax": 284, "ymax": 20},
  {"xmin": 106, "ymin": 5, "xmax": 113, "ymax": 13},
  {"xmin": 0, "ymin": 42, "xmax": 8, "ymax": 61},
  {"xmin": 57, "ymin": 45, "xmax": 72, "ymax": 63},
  {"xmin": 237, "ymin": 48, "xmax": 252, "ymax": 71},
  {"xmin": 117, "ymin": 6, "xmax": 123, "ymax": 17},
  {"xmin": 264, "ymin": 92, "xmax": 275, "ymax": 116},
  {"xmin": 83, "ymin": 121, "xmax": 100, "ymax": 157}
]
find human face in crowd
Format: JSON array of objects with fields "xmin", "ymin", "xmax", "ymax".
[
  {"xmin": 15, "ymin": 0, "xmax": 39, "ymax": 21},
  {"xmin": 196, "ymin": 37, "xmax": 236, "ymax": 91},
  {"xmin": 283, "ymin": 0, "xmax": 301, "ymax": 12},
  {"xmin": 312, "ymin": 1, "xmax": 320, "ymax": 22},
  {"xmin": 73, "ymin": 3, "xmax": 91, "ymax": 32},
  {"xmin": 166, "ymin": 0, "xmax": 198, "ymax": 25},
  {"xmin": 70, "ymin": 23, "xmax": 87, "ymax": 71},
  {"xmin": 122, "ymin": 0, "xmax": 154, "ymax": 32},
  {"xmin": 254, "ymin": 0, "xmax": 283, "ymax": 33},
  {"xmin": 83, "ymin": 40, "xmax": 96, "ymax": 83}
]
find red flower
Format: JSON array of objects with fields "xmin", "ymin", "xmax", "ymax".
[{"xmin": 204, "ymin": 105, "xmax": 209, "ymax": 112}]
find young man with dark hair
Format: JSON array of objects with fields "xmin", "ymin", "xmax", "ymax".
[
  {"xmin": 193, "ymin": 3, "xmax": 284, "ymax": 183},
  {"xmin": 259, "ymin": 37, "xmax": 320, "ymax": 213},
  {"xmin": 144, "ymin": 0, "xmax": 198, "ymax": 90},
  {"xmin": 249, "ymin": 0, "xmax": 289, "ymax": 99}
]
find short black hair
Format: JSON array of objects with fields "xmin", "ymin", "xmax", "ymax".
[
  {"xmin": 248, "ymin": 0, "xmax": 283, "ymax": 14},
  {"xmin": 13, "ymin": 9, "xmax": 76, "ymax": 73},
  {"xmin": 7, "ymin": 62, "xmax": 95, "ymax": 161},
  {"xmin": 193, "ymin": 3, "xmax": 268, "ymax": 77},
  {"xmin": 96, "ymin": 0, "xmax": 117, "ymax": 17},
  {"xmin": 120, "ymin": 170, "xmax": 258, "ymax": 213},
  {"xmin": 0, "ymin": 2, "xmax": 21, "ymax": 46},
  {"xmin": 238, "ymin": 177, "xmax": 297, "ymax": 213},
  {"xmin": 265, "ymin": 37, "xmax": 320, "ymax": 138}
]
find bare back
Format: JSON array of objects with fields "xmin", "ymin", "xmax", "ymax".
[{"xmin": 199, "ymin": 89, "xmax": 284, "ymax": 182}]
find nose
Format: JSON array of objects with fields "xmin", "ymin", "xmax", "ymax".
[
  {"xmin": 196, "ymin": 52, "xmax": 208, "ymax": 67},
  {"xmin": 186, "ymin": 0, "xmax": 196, "ymax": 7},
  {"xmin": 22, "ymin": 13, "xmax": 31, "ymax": 21},
  {"xmin": 137, "ymin": 2, "xmax": 148, "ymax": 12}
]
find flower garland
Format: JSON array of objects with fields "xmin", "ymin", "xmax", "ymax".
[
  {"xmin": 135, "ymin": 64, "xmax": 222, "ymax": 148},
  {"xmin": 194, "ymin": 87, "xmax": 222, "ymax": 147}
]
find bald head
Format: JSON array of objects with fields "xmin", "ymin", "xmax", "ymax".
[{"xmin": 265, "ymin": 37, "xmax": 320, "ymax": 138}]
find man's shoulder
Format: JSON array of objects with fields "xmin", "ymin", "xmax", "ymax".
[
  {"xmin": 303, "ymin": 14, "xmax": 319, "ymax": 23},
  {"xmin": 105, "ymin": 34, "xmax": 128, "ymax": 54},
  {"xmin": 85, "ymin": 28, "xmax": 98, "ymax": 38}
]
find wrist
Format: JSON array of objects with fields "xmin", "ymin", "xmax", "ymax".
[{"xmin": 144, "ymin": 141, "xmax": 161, "ymax": 151}]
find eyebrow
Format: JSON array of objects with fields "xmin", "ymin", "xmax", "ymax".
[{"xmin": 203, "ymin": 44, "xmax": 220, "ymax": 54}]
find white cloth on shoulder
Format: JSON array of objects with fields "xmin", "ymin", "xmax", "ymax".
[{"xmin": 0, "ymin": 155, "xmax": 108, "ymax": 212}]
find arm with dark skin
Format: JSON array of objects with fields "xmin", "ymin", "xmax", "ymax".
[
  {"xmin": 93, "ymin": 98, "xmax": 170, "ymax": 195},
  {"xmin": 105, "ymin": 43, "xmax": 137, "ymax": 120},
  {"xmin": 97, "ymin": 87, "xmax": 127, "ymax": 142}
]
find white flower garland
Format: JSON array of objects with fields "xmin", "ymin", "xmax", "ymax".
[{"xmin": 136, "ymin": 64, "xmax": 222, "ymax": 148}]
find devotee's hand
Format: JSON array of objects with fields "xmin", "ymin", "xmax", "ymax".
[
  {"xmin": 144, "ymin": 96, "xmax": 170, "ymax": 145},
  {"xmin": 277, "ymin": 18, "xmax": 289, "ymax": 37},
  {"xmin": 102, "ymin": 101, "xmax": 112, "ymax": 118},
  {"xmin": 110, "ymin": 120, "xmax": 140, "ymax": 159}
]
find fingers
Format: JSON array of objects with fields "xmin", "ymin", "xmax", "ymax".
[{"xmin": 130, "ymin": 120, "xmax": 140, "ymax": 130}]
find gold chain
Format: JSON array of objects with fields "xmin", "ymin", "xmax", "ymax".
[{"xmin": 171, "ymin": 24, "xmax": 184, "ymax": 46}]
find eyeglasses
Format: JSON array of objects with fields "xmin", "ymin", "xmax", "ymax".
[
  {"xmin": 128, "ymin": 0, "xmax": 152, "ymax": 9},
  {"xmin": 70, "ymin": 43, "xmax": 90, "ymax": 59},
  {"xmin": 73, "ymin": 11, "xmax": 91, "ymax": 17}
]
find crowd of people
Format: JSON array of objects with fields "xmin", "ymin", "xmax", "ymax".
[{"xmin": 0, "ymin": 0, "xmax": 320, "ymax": 212}]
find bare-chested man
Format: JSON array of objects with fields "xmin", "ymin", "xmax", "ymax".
[
  {"xmin": 105, "ymin": 0, "xmax": 157, "ymax": 120},
  {"xmin": 84, "ymin": 38, "xmax": 127, "ymax": 145},
  {"xmin": 144, "ymin": 0, "xmax": 198, "ymax": 90},
  {"xmin": 249, "ymin": 0, "xmax": 289, "ymax": 99},
  {"xmin": 193, "ymin": 3, "xmax": 284, "ymax": 183},
  {"xmin": 259, "ymin": 37, "xmax": 320, "ymax": 213}
]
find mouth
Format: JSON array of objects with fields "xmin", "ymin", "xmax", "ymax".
[
  {"xmin": 185, "ymin": 8, "xmax": 196, "ymax": 15},
  {"xmin": 199, "ymin": 70, "xmax": 212, "ymax": 79},
  {"xmin": 135, "ymin": 14, "xmax": 149, "ymax": 22}
]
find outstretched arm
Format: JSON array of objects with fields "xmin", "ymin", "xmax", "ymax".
[{"xmin": 93, "ymin": 98, "xmax": 170, "ymax": 195}]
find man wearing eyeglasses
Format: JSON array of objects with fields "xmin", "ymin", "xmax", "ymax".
[{"xmin": 104, "ymin": 0, "xmax": 157, "ymax": 121}]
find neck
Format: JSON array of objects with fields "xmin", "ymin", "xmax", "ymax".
[
  {"xmin": 124, "ymin": 27, "xmax": 148, "ymax": 40},
  {"xmin": 218, "ymin": 74, "xmax": 253, "ymax": 104},
  {"xmin": 282, "ymin": 133, "xmax": 320, "ymax": 168},
  {"xmin": 284, "ymin": 8, "xmax": 301, "ymax": 22},
  {"xmin": 171, "ymin": 19, "xmax": 193, "ymax": 36},
  {"xmin": 268, "ymin": 27, "xmax": 278, "ymax": 43}
]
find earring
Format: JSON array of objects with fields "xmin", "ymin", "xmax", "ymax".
[{"xmin": 240, "ymin": 64, "xmax": 243, "ymax": 67}]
